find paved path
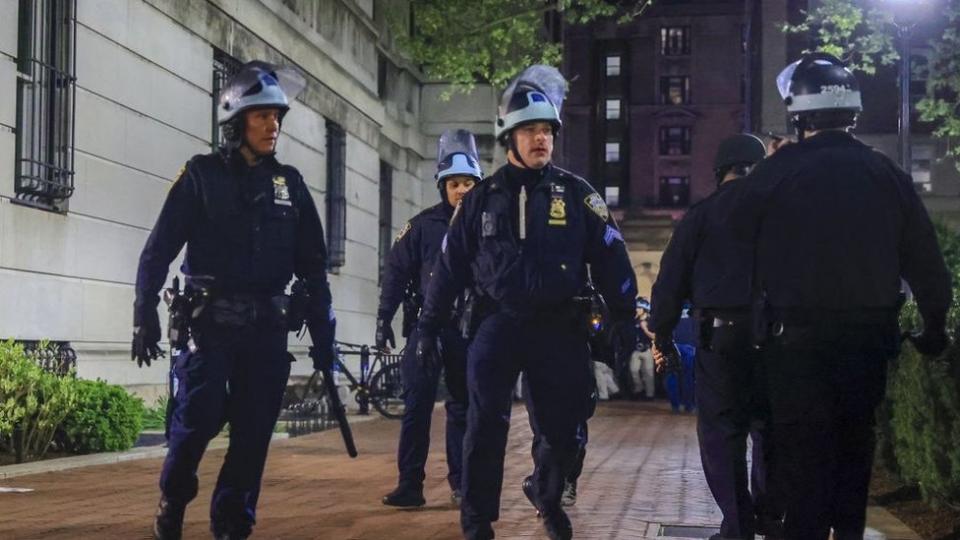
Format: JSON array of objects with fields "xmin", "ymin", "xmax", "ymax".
[{"xmin": 0, "ymin": 401, "xmax": 919, "ymax": 539}]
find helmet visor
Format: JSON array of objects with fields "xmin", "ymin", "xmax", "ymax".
[
  {"xmin": 437, "ymin": 129, "xmax": 480, "ymax": 165},
  {"xmin": 499, "ymin": 65, "xmax": 567, "ymax": 117}
]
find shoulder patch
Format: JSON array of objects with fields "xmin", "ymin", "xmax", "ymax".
[
  {"xmin": 171, "ymin": 164, "xmax": 187, "ymax": 186},
  {"xmin": 584, "ymin": 193, "xmax": 610, "ymax": 222},
  {"xmin": 394, "ymin": 222, "xmax": 412, "ymax": 243}
]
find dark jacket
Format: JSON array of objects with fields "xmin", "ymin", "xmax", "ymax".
[
  {"xmin": 134, "ymin": 149, "xmax": 332, "ymax": 319},
  {"xmin": 377, "ymin": 202, "xmax": 454, "ymax": 322},
  {"xmin": 418, "ymin": 162, "xmax": 637, "ymax": 334},
  {"xmin": 743, "ymin": 131, "xmax": 950, "ymax": 324}
]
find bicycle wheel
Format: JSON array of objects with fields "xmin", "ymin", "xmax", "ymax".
[{"xmin": 369, "ymin": 361, "xmax": 405, "ymax": 419}]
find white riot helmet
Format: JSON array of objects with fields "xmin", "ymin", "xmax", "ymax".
[
  {"xmin": 495, "ymin": 65, "xmax": 567, "ymax": 143},
  {"xmin": 776, "ymin": 53, "xmax": 861, "ymax": 138},
  {"xmin": 218, "ymin": 61, "xmax": 306, "ymax": 149}
]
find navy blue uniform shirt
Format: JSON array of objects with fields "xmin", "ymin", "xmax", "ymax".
[
  {"xmin": 419, "ymin": 162, "xmax": 637, "ymax": 333},
  {"xmin": 378, "ymin": 202, "xmax": 454, "ymax": 322},
  {"xmin": 649, "ymin": 179, "xmax": 756, "ymax": 336},
  {"xmin": 742, "ymin": 131, "xmax": 951, "ymax": 322},
  {"xmin": 135, "ymin": 149, "xmax": 331, "ymax": 315}
]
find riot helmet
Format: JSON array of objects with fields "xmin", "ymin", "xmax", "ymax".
[
  {"xmin": 435, "ymin": 129, "xmax": 483, "ymax": 205},
  {"xmin": 713, "ymin": 133, "xmax": 766, "ymax": 184},
  {"xmin": 218, "ymin": 61, "xmax": 306, "ymax": 150},
  {"xmin": 495, "ymin": 65, "xmax": 567, "ymax": 148},
  {"xmin": 776, "ymin": 53, "xmax": 861, "ymax": 139}
]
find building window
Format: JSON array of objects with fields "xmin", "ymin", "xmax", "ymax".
[
  {"xmin": 14, "ymin": 0, "xmax": 78, "ymax": 213},
  {"xmin": 660, "ymin": 26, "xmax": 691, "ymax": 56},
  {"xmin": 660, "ymin": 76, "xmax": 690, "ymax": 105},
  {"xmin": 605, "ymin": 55, "xmax": 621, "ymax": 77},
  {"xmin": 659, "ymin": 176, "xmax": 690, "ymax": 207},
  {"xmin": 605, "ymin": 142, "xmax": 621, "ymax": 163},
  {"xmin": 326, "ymin": 120, "xmax": 347, "ymax": 270},
  {"xmin": 605, "ymin": 99, "xmax": 621, "ymax": 120},
  {"xmin": 378, "ymin": 160, "xmax": 393, "ymax": 283},
  {"xmin": 659, "ymin": 126, "xmax": 692, "ymax": 156},
  {"xmin": 912, "ymin": 144, "xmax": 933, "ymax": 192},
  {"xmin": 212, "ymin": 48, "xmax": 242, "ymax": 148}
]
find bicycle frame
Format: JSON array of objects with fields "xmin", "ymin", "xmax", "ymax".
[{"xmin": 334, "ymin": 341, "xmax": 402, "ymax": 415}]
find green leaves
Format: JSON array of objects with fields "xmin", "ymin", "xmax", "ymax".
[
  {"xmin": 782, "ymin": 0, "xmax": 898, "ymax": 75},
  {"xmin": 54, "ymin": 379, "xmax": 145, "ymax": 454},
  {"xmin": 396, "ymin": 0, "xmax": 654, "ymax": 93},
  {"xmin": 916, "ymin": 4, "xmax": 960, "ymax": 174}
]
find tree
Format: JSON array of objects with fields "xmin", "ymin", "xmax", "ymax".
[
  {"xmin": 781, "ymin": 0, "xmax": 899, "ymax": 75},
  {"xmin": 915, "ymin": 3, "xmax": 960, "ymax": 174},
  {"xmin": 784, "ymin": 0, "xmax": 960, "ymax": 173},
  {"xmin": 395, "ymin": 0, "xmax": 655, "ymax": 92}
]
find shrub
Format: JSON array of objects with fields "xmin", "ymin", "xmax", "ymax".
[
  {"xmin": 55, "ymin": 379, "xmax": 145, "ymax": 454},
  {"xmin": 878, "ymin": 221, "xmax": 960, "ymax": 507},
  {"xmin": 0, "ymin": 341, "xmax": 77, "ymax": 463}
]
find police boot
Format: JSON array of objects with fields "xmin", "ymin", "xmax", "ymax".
[
  {"xmin": 152, "ymin": 497, "xmax": 185, "ymax": 540},
  {"xmin": 382, "ymin": 485, "xmax": 425, "ymax": 507},
  {"xmin": 541, "ymin": 507, "xmax": 573, "ymax": 540},
  {"xmin": 521, "ymin": 475, "xmax": 542, "ymax": 517}
]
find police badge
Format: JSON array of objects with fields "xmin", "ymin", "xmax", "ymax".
[{"xmin": 272, "ymin": 176, "xmax": 292, "ymax": 206}]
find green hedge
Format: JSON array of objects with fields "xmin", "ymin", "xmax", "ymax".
[
  {"xmin": 0, "ymin": 341, "xmax": 146, "ymax": 463},
  {"xmin": 878, "ymin": 222, "xmax": 960, "ymax": 506},
  {"xmin": 54, "ymin": 379, "xmax": 145, "ymax": 454}
]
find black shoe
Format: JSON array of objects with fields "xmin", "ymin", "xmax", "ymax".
[
  {"xmin": 451, "ymin": 489, "xmax": 463, "ymax": 508},
  {"xmin": 152, "ymin": 497, "xmax": 185, "ymax": 540},
  {"xmin": 542, "ymin": 508, "xmax": 573, "ymax": 540},
  {"xmin": 521, "ymin": 475, "xmax": 542, "ymax": 517},
  {"xmin": 381, "ymin": 486, "xmax": 425, "ymax": 507}
]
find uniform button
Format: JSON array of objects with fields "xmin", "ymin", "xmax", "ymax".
[{"xmin": 560, "ymin": 263, "xmax": 567, "ymax": 270}]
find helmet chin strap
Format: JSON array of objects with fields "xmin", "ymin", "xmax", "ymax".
[{"xmin": 508, "ymin": 132, "xmax": 530, "ymax": 169}]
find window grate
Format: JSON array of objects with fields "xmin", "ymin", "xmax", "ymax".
[
  {"xmin": 211, "ymin": 48, "xmax": 243, "ymax": 148},
  {"xmin": 326, "ymin": 120, "xmax": 347, "ymax": 270},
  {"xmin": 14, "ymin": 0, "xmax": 78, "ymax": 213}
]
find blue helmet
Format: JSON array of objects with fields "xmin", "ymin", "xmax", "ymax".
[
  {"xmin": 495, "ymin": 65, "xmax": 567, "ymax": 143},
  {"xmin": 435, "ymin": 129, "xmax": 483, "ymax": 186}
]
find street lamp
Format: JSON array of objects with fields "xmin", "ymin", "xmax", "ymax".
[{"xmin": 883, "ymin": 0, "xmax": 929, "ymax": 176}]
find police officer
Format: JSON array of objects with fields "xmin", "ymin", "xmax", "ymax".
[
  {"xmin": 376, "ymin": 129, "xmax": 482, "ymax": 508},
  {"xmin": 650, "ymin": 133, "xmax": 781, "ymax": 540},
  {"xmin": 417, "ymin": 65, "xmax": 638, "ymax": 540},
  {"xmin": 741, "ymin": 53, "xmax": 951, "ymax": 539},
  {"xmin": 132, "ymin": 61, "xmax": 337, "ymax": 540}
]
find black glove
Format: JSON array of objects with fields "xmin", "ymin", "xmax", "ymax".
[
  {"xmin": 131, "ymin": 307, "xmax": 164, "ymax": 368},
  {"xmin": 375, "ymin": 318, "xmax": 396, "ymax": 350},
  {"xmin": 653, "ymin": 336, "xmax": 681, "ymax": 374},
  {"xmin": 416, "ymin": 333, "xmax": 442, "ymax": 371}
]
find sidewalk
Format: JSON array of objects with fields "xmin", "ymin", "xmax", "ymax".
[{"xmin": 0, "ymin": 401, "xmax": 920, "ymax": 539}]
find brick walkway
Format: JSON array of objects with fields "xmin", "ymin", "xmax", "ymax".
[{"xmin": 0, "ymin": 401, "xmax": 918, "ymax": 539}]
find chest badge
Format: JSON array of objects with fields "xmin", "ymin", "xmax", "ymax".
[
  {"xmin": 548, "ymin": 197, "xmax": 567, "ymax": 226},
  {"xmin": 273, "ymin": 176, "xmax": 292, "ymax": 206}
]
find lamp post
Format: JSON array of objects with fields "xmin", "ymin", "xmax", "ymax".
[{"xmin": 884, "ymin": 0, "xmax": 927, "ymax": 176}]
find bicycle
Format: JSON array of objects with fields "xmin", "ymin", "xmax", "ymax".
[{"xmin": 284, "ymin": 341, "xmax": 405, "ymax": 421}]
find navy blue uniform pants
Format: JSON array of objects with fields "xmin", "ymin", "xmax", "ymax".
[
  {"xmin": 696, "ymin": 344, "xmax": 779, "ymax": 539},
  {"xmin": 524, "ymin": 374, "xmax": 591, "ymax": 487},
  {"xmin": 160, "ymin": 324, "xmax": 291, "ymax": 537},
  {"xmin": 460, "ymin": 313, "xmax": 592, "ymax": 536},
  {"xmin": 763, "ymin": 325, "xmax": 892, "ymax": 540},
  {"xmin": 396, "ymin": 325, "xmax": 468, "ymax": 492}
]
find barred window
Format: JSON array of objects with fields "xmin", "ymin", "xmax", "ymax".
[
  {"xmin": 325, "ymin": 120, "xmax": 347, "ymax": 270},
  {"xmin": 378, "ymin": 160, "xmax": 393, "ymax": 283},
  {"xmin": 660, "ymin": 26, "xmax": 691, "ymax": 56},
  {"xmin": 211, "ymin": 48, "xmax": 242, "ymax": 148},
  {"xmin": 660, "ymin": 76, "xmax": 690, "ymax": 105},
  {"xmin": 659, "ymin": 126, "xmax": 692, "ymax": 156},
  {"xmin": 15, "ymin": 0, "xmax": 78, "ymax": 212}
]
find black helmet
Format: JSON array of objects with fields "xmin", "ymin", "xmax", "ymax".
[
  {"xmin": 713, "ymin": 133, "xmax": 766, "ymax": 172},
  {"xmin": 777, "ymin": 53, "xmax": 861, "ymax": 135}
]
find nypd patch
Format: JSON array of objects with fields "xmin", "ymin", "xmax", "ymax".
[
  {"xmin": 395, "ymin": 221, "xmax": 412, "ymax": 243},
  {"xmin": 584, "ymin": 193, "xmax": 609, "ymax": 222}
]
